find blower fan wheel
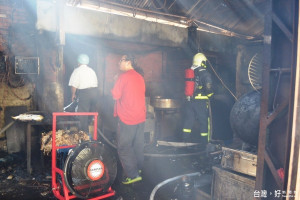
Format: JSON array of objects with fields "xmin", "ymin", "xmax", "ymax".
[
  {"xmin": 63, "ymin": 141, "xmax": 117, "ymax": 199},
  {"xmin": 248, "ymin": 52, "xmax": 263, "ymax": 92}
]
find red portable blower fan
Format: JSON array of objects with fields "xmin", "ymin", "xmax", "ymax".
[{"xmin": 51, "ymin": 112, "xmax": 117, "ymax": 200}]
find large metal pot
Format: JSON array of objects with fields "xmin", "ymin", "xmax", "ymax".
[{"xmin": 150, "ymin": 96, "xmax": 181, "ymax": 110}]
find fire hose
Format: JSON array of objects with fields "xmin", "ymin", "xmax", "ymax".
[
  {"xmin": 149, "ymin": 172, "xmax": 201, "ymax": 200},
  {"xmin": 97, "ymin": 128, "xmax": 206, "ymax": 158}
]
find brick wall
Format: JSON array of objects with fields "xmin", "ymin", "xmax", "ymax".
[
  {"xmin": 104, "ymin": 51, "xmax": 163, "ymax": 97},
  {"xmin": 0, "ymin": 0, "xmax": 37, "ymax": 135},
  {"xmin": 0, "ymin": 3, "xmax": 11, "ymax": 53}
]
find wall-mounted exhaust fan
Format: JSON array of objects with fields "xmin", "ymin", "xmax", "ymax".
[{"xmin": 248, "ymin": 53, "xmax": 263, "ymax": 91}]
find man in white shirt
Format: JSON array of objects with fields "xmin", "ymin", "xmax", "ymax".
[{"xmin": 69, "ymin": 54, "xmax": 98, "ymax": 132}]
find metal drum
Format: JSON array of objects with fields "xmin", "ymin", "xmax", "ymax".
[
  {"xmin": 230, "ymin": 91, "xmax": 261, "ymax": 146},
  {"xmin": 150, "ymin": 96, "xmax": 181, "ymax": 140},
  {"xmin": 150, "ymin": 96, "xmax": 181, "ymax": 110}
]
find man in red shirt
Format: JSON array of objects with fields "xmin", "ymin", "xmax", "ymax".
[{"xmin": 111, "ymin": 54, "xmax": 146, "ymax": 184}]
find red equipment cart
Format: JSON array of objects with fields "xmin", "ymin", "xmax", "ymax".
[{"xmin": 51, "ymin": 112, "xmax": 116, "ymax": 200}]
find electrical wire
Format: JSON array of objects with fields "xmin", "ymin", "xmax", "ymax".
[
  {"xmin": 7, "ymin": 87, "xmax": 32, "ymax": 101},
  {"xmin": 97, "ymin": 128, "xmax": 117, "ymax": 149},
  {"xmin": 0, "ymin": 58, "xmax": 30, "ymax": 102},
  {"xmin": 194, "ymin": 38, "xmax": 238, "ymax": 101},
  {"xmin": 206, "ymin": 59, "xmax": 238, "ymax": 101}
]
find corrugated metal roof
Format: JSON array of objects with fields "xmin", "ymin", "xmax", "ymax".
[{"xmin": 68, "ymin": 0, "xmax": 266, "ymax": 40}]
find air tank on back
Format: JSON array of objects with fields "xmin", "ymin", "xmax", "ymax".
[{"xmin": 230, "ymin": 90, "xmax": 261, "ymax": 146}]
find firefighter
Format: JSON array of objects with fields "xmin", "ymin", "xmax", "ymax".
[{"xmin": 182, "ymin": 53, "xmax": 213, "ymax": 143}]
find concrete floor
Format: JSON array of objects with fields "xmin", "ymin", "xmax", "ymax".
[
  {"xmin": 0, "ymin": 95, "xmax": 237, "ymax": 200},
  {"xmin": 0, "ymin": 142, "xmax": 214, "ymax": 200}
]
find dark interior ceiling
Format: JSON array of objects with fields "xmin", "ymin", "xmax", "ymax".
[{"xmin": 67, "ymin": 0, "xmax": 267, "ymax": 40}]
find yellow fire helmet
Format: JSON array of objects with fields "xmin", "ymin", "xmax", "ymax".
[{"xmin": 193, "ymin": 53, "xmax": 207, "ymax": 66}]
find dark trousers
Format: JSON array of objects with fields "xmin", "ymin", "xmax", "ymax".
[
  {"xmin": 77, "ymin": 88, "xmax": 97, "ymax": 132},
  {"xmin": 183, "ymin": 99, "xmax": 209, "ymax": 134},
  {"xmin": 117, "ymin": 120, "xmax": 145, "ymax": 178}
]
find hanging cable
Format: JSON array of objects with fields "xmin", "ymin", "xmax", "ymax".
[
  {"xmin": 194, "ymin": 35, "xmax": 238, "ymax": 101},
  {"xmin": 7, "ymin": 87, "xmax": 32, "ymax": 101},
  {"xmin": 206, "ymin": 59, "xmax": 238, "ymax": 101}
]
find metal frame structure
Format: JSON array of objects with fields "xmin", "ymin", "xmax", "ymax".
[
  {"xmin": 255, "ymin": 0, "xmax": 298, "ymax": 199},
  {"xmin": 51, "ymin": 112, "xmax": 115, "ymax": 200}
]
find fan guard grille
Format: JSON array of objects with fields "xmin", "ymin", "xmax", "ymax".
[
  {"xmin": 63, "ymin": 141, "xmax": 117, "ymax": 199},
  {"xmin": 248, "ymin": 53, "xmax": 263, "ymax": 91}
]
